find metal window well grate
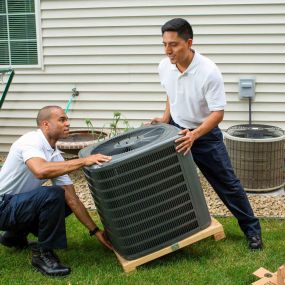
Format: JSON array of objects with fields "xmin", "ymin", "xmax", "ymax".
[
  {"xmin": 79, "ymin": 124, "xmax": 211, "ymax": 260},
  {"xmin": 224, "ymin": 124, "xmax": 285, "ymax": 192}
]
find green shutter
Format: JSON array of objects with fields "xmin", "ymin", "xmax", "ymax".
[
  {"xmin": 0, "ymin": 12, "xmax": 9, "ymax": 65},
  {"xmin": 0, "ymin": 0, "xmax": 38, "ymax": 66},
  {"xmin": 0, "ymin": 42, "xmax": 9, "ymax": 65},
  {"xmin": 0, "ymin": 1, "xmax": 6, "ymax": 13},
  {"xmin": 7, "ymin": 0, "xmax": 34, "ymax": 13}
]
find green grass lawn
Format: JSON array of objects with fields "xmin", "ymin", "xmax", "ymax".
[{"xmin": 0, "ymin": 213, "xmax": 284, "ymax": 285}]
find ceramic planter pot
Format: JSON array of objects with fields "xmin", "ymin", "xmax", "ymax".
[{"xmin": 56, "ymin": 129, "xmax": 107, "ymax": 155}]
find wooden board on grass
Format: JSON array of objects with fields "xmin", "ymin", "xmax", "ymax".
[
  {"xmin": 115, "ymin": 217, "xmax": 225, "ymax": 273},
  {"xmin": 252, "ymin": 265, "xmax": 285, "ymax": 285}
]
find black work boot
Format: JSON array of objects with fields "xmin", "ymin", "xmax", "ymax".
[
  {"xmin": 0, "ymin": 231, "xmax": 29, "ymax": 250},
  {"xmin": 31, "ymin": 247, "xmax": 71, "ymax": 277},
  {"xmin": 247, "ymin": 235, "xmax": 263, "ymax": 250}
]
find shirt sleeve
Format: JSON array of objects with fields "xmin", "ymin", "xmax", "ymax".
[
  {"xmin": 204, "ymin": 68, "xmax": 227, "ymax": 111},
  {"xmin": 22, "ymin": 144, "xmax": 46, "ymax": 163},
  {"xmin": 51, "ymin": 151, "xmax": 73, "ymax": 186},
  {"xmin": 52, "ymin": 174, "xmax": 72, "ymax": 186}
]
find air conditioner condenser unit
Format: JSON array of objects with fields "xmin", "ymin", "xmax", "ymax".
[{"xmin": 79, "ymin": 123, "xmax": 211, "ymax": 260}]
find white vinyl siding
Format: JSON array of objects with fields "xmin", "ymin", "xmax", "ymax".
[{"xmin": 0, "ymin": 0, "xmax": 285, "ymax": 152}]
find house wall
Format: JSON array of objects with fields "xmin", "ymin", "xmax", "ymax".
[{"xmin": 1, "ymin": 0, "xmax": 285, "ymax": 153}]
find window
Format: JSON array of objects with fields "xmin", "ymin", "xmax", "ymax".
[{"xmin": 0, "ymin": 0, "xmax": 40, "ymax": 66}]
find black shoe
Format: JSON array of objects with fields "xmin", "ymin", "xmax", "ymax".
[
  {"xmin": 0, "ymin": 231, "xmax": 29, "ymax": 250},
  {"xmin": 32, "ymin": 248, "xmax": 71, "ymax": 277},
  {"xmin": 247, "ymin": 235, "xmax": 263, "ymax": 250}
]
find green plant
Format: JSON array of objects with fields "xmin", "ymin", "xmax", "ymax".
[
  {"xmin": 109, "ymin": 111, "xmax": 133, "ymax": 138},
  {"xmin": 85, "ymin": 112, "xmax": 133, "ymax": 140},
  {"xmin": 85, "ymin": 118, "xmax": 106, "ymax": 141}
]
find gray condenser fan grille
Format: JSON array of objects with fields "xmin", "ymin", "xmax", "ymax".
[{"xmin": 80, "ymin": 124, "xmax": 211, "ymax": 260}]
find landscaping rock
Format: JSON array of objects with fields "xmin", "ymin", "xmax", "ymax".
[{"xmin": 68, "ymin": 169, "xmax": 285, "ymax": 219}]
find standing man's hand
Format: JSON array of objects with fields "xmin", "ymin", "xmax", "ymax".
[
  {"xmin": 95, "ymin": 230, "xmax": 113, "ymax": 251},
  {"xmin": 175, "ymin": 129, "xmax": 197, "ymax": 156}
]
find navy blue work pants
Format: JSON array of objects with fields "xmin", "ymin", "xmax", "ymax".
[
  {"xmin": 0, "ymin": 186, "xmax": 72, "ymax": 249},
  {"xmin": 170, "ymin": 119, "xmax": 261, "ymax": 237}
]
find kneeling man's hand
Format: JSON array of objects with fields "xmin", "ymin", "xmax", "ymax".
[
  {"xmin": 84, "ymin": 154, "xmax": 112, "ymax": 166},
  {"xmin": 95, "ymin": 230, "xmax": 113, "ymax": 251}
]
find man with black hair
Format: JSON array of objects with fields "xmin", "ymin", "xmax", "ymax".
[
  {"xmin": 149, "ymin": 18, "xmax": 262, "ymax": 250},
  {"xmin": 0, "ymin": 106, "xmax": 113, "ymax": 276}
]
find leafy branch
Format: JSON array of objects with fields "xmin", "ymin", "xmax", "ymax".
[{"xmin": 85, "ymin": 111, "xmax": 133, "ymax": 141}]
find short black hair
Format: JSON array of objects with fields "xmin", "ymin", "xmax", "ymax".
[
  {"xmin": 161, "ymin": 18, "xmax": 193, "ymax": 41},
  {"xmin": 36, "ymin": 105, "xmax": 63, "ymax": 126}
]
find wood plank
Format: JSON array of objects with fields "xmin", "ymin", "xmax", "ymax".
[
  {"xmin": 277, "ymin": 265, "xmax": 285, "ymax": 285},
  {"xmin": 252, "ymin": 265, "xmax": 285, "ymax": 285},
  {"xmin": 115, "ymin": 217, "xmax": 225, "ymax": 273}
]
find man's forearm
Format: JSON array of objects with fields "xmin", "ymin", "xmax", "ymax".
[
  {"xmin": 63, "ymin": 185, "xmax": 97, "ymax": 231},
  {"xmin": 162, "ymin": 97, "xmax": 171, "ymax": 123},
  {"xmin": 26, "ymin": 154, "xmax": 111, "ymax": 180},
  {"xmin": 36, "ymin": 158, "xmax": 87, "ymax": 179},
  {"xmin": 191, "ymin": 110, "xmax": 224, "ymax": 140},
  {"xmin": 70, "ymin": 198, "xmax": 97, "ymax": 231}
]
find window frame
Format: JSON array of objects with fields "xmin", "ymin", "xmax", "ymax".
[{"xmin": 1, "ymin": 0, "xmax": 42, "ymax": 69}]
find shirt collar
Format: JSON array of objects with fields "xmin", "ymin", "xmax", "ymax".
[{"xmin": 37, "ymin": 129, "xmax": 62, "ymax": 158}]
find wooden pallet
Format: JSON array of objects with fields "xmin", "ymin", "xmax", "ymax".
[
  {"xmin": 252, "ymin": 265, "xmax": 285, "ymax": 285},
  {"xmin": 115, "ymin": 217, "xmax": 225, "ymax": 273}
]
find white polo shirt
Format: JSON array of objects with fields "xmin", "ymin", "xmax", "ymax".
[
  {"xmin": 158, "ymin": 51, "xmax": 226, "ymax": 129},
  {"xmin": 0, "ymin": 129, "xmax": 72, "ymax": 196}
]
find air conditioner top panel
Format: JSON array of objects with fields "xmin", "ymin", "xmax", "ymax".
[{"xmin": 79, "ymin": 123, "xmax": 181, "ymax": 170}]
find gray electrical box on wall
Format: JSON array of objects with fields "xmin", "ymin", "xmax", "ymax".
[{"xmin": 239, "ymin": 78, "xmax": 255, "ymax": 99}]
